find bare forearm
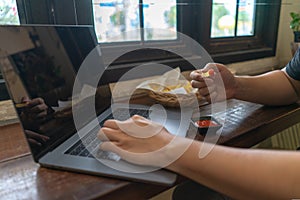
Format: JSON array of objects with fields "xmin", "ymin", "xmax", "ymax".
[
  {"xmin": 233, "ymin": 70, "xmax": 298, "ymax": 105},
  {"xmin": 167, "ymin": 140, "xmax": 300, "ymax": 199}
]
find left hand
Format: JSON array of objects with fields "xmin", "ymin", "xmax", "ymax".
[
  {"xmin": 190, "ymin": 63, "xmax": 236, "ymax": 103},
  {"xmin": 97, "ymin": 115, "xmax": 175, "ymax": 166},
  {"xmin": 25, "ymin": 130, "xmax": 50, "ymax": 147}
]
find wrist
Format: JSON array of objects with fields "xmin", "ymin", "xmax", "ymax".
[
  {"xmin": 231, "ymin": 76, "xmax": 241, "ymax": 99},
  {"xmin": 165, "ymin": 139, "xmax": 200, "ymax": 173},
  {"xmin": 163, "ymin": 137, "xmax": 190, "ymax": 170}
]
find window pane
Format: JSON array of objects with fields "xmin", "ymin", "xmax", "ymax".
[
  {"xmin": 143, "ymin": 0, "xmax": 177, "ymax": 41},
  {"xmin": 93, "ymin": 0, "xmax": 140, "ymax": 43},
  {"xmin": 211, "ymin": 0, "xmax": 236, "ymax": 38},
  {"xmin": 0, "ymin": 0, "xmax": 20, "ymax": 25},
  {"xmin": 237, "ymin": 0, "xmax": 255, "ymax": 36}
]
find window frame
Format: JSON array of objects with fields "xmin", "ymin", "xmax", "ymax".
[
  {"xmin": 16, "ymin": 0, "xmax": 282, "ymax": 65},
  {"xmin": 194, "ymin": 0, "xmax": 282, "ymax": 64},
  {"xmin": 93, "ymin": 0, "xmax": 194, "ymax": 65}
]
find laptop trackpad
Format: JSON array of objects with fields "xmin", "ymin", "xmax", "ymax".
[
  {"xmin": 148, "ymin": 106, "xmax": 192, "ymax": 137},
  {"xmin": 164, "ymin": 119, "xmax": 189, "ymax": 137}
]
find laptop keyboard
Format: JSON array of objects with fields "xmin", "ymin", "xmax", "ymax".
[
  {"xmin": 65, "ymin": 108, "xmax": 150, "ymax": 161},
  {"xmin": 99, "ymin": 108, "xmax": 150, "ymax": 126}
]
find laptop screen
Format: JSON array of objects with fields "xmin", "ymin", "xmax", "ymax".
[{"xmin": 0, "ymin": 25, "xmax": 112, "ymax": 161}]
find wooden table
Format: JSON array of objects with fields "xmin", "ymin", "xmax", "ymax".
[{"xmin": 1, "ymin": 99, "xmax": 300, "ymax": 200}]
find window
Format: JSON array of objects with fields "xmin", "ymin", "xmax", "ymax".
[
  {"xmin": 93, "ymin": 0, "xmax": 177, "ymax": 43},
  {"xmin": 14, "ymin": 0, "xmax": 281, "ymax": 65},
  {"xmin": 211, "ymin": 0, "xmax": 255, "ymax": 38},
  {"xmin": 196, "ymin": 0, "xmax": 281, "ymax": 63},
  {"xmin": 91, "ymin": 0, "xmax": 280, "ymax": 64},
  {"xmin": 0, "ymin": 0, "xmax": 20, "ymax": 25},
  {"xmin": 91, "ymin": 0, "xmax": 192, "ymax": 66}
]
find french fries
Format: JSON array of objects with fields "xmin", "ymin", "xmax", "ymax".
[
  {"xmin": 15, "ymin": 102, "xmax": 29, "ymax": 108},
  {"xmin": 201, "ymin": 69, "xmax": 215, "ymax": 78},
  {"xmin": 149, "ymin": 81, "xmax": 194, "ymax": 93}
]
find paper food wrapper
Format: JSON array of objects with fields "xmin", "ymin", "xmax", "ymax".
[{"xmin": 136, "ymin": 68, "xmax": 198, "ymax": 95}]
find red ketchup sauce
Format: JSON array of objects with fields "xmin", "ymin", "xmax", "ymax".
[{"xmin": 195, "ymin": 119, "xmax": 219, "ymax": 127}]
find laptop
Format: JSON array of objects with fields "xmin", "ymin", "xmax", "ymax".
[{"xmin": 0, "ymin": 25, "xmax": 193, "ymax": 185}]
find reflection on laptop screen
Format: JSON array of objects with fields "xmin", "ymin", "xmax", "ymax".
[{"xmin": 0, "ymin": 25, "xmax": 111, "ymax": 161}]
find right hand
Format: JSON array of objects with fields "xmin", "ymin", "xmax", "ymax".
[
  {"xmin": 98, "ymin": 115, "xmax": 176, "ymax": 167},
  {"xmin": 190, "ymin": 63, "xmax": 237, "ymax": 103}
]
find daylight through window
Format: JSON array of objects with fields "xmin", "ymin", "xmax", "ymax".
[
  {"xmin": 0, "ymin": 0, "xmax": 20, "ymax": 25},
  {"xmin": 93, "ymin": 0, "xmax": 177, "ymax": 43},
  {"xmin": 211, "ymin": 0, "xmax": 255, "ymax": 38}
]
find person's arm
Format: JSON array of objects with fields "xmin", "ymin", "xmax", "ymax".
[
  {"xmin": 233, "ymin": 69, "xmax": 298, "ymax": 105},
  {"xmin": 167, "ymin": 139, "xmax": 300, "ymax": 200},
  {"xmin": 98, "ymin": 116, "xmax": 300, "ymax": 200},
  {"xmin": 190, "ymin": 63, "xmax": 299, "ymax": 106}
]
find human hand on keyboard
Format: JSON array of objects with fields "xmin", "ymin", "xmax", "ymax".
[{"xmin": 98, "ymin": 115, "xmax": 178, "ymax": 167}]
